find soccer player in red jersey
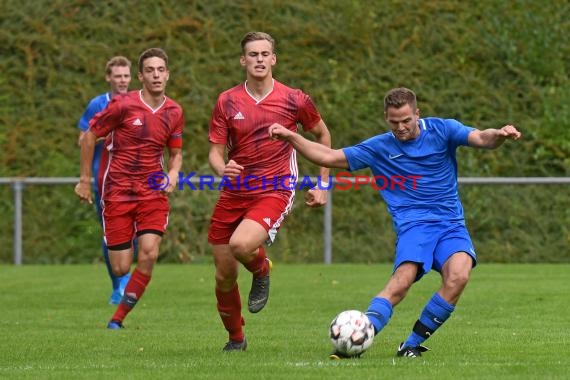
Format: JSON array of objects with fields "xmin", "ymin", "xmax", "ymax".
[
  {"xmin": 208, "ymin": 31, "xmax": 332, "ymax": 351},
  {"xmin": 75, "ymin": 48, "xmax": 184, "ymax": 329}
]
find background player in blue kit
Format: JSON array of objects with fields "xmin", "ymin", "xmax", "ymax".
[
  {"xmin": 269, "ymin": 87, "xmax": 521, "ymax": 358},
  {"xmin": 77, "ymin": 56, "xmax": 133, "ymax": 304}
]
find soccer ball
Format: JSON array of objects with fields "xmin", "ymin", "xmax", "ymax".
[{"xmin": 329, "ymin": 310, "xmax": 375, "ymax": 357}]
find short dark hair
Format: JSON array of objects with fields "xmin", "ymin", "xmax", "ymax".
[
  {"xmin": 138, "ymin": 48, "xmax": 168, "ymax": 73},
  {"xmin": 105, "ymin": 56, "xmax": 131, "ymax": 75},
  {"xmin": 384, "ymin": 87, "xmax": 417, "ymax": 112},
  {"xmin": 240, "ymin": 31, "xmax": 275, "ymax": 53}
]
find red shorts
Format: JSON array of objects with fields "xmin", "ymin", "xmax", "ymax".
[
  {"xmin": 102, "ymin": 197, "xmax": 169, "ymax": 249},
  {"xmin": 208, "ymin": 191, "xmax": 294, "ymax": 245}
]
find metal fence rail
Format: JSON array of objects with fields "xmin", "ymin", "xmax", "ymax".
[{"xmin": 2, "ymin": 176, "xmax": 570, "ymax": 265}]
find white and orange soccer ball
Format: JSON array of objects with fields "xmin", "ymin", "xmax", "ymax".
[{"xmin": 329, "ymin": 310, "xmax": 375, "ymax": 357}]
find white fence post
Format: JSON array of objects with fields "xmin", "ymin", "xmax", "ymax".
[
  {"xmin": 13, "ymin": 180, "xmax": 23, "ymax": 265},
  {"xmin": 324, "ymin": 190, "xmax": 332, "ymax": 264}
]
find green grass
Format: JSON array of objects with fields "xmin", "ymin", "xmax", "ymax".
[{"xmin": 0, "ymin": 264, "xmax": 568, "ymax": 379}]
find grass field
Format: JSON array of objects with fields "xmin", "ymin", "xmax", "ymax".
[{"xmin": 0, "ymin": 264, "xmax": 568, "ymax": 379}]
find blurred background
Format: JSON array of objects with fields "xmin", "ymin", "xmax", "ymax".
[{"xmin": 0, "ymin": 0, "xmax": 568, "ymax": 264}]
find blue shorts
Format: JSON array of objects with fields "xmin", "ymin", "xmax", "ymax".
[{"xmin": 394, "ymin": 222, "xmax": 477, "ymax": 281}]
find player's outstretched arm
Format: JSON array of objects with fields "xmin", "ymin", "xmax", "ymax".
[
  {"xmin": 468, "ymin": 124, "xmax": 522, "ymax": 149},
  {"xmin": 269, "ymin": 123, "xmax": 349, "ymax": 169},
  {"xmin": 75, "ymin": 130, "xmax": 97, "ymax": 204}
]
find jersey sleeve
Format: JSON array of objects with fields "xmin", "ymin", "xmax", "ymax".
[
  {"xmin": 208, "ymin": 96, "xmax": 228, "ymax": 144},
  {"xmin": 444, "ymin": 119, "xmax": 475, "ymax": 148},
  {"xmin": 342, "ymin": 136, "xmax": 379, "ymax": 172},
  {"xmin": 78, "ymin": 98, "xmax": 102, "ymax": 132},
  {"xmin": 295, "ymin": 91, "xmax": 322, "ymax": 131},
  {"xmin": 168, "ymin": 107, "xmax": 184, "ymax": 149},
  {"xmin": 88, "ymin": 96, "xmax": 123, "ymax": 138}
]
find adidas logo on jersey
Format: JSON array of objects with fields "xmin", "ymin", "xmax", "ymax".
[
  {"xmin": 133, "ymin": 118, "xmax": 143, "ymax": 126},
  {"xmin": 233, "ymin": 112, "xmax": 245, "ymax": 120},
  {"xmin": 263, "ymin": 217, "xmax": 271, "ymax": 226}
]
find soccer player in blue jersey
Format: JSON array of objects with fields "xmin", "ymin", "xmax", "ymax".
[
  {"xmin": 77, "ymin": 56, "xmax": 132, "ymax": 304},
  {"xmin": 269, "ymin": 87, "xmax": 521, "ymax": 358}
]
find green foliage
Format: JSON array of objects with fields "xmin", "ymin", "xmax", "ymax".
[
  {"xmin": 0, "ymin": 264, "xmax": 569, "ymax": 379},
  {"xmin": 462, "ymin": 184, "xmax": 570, "ymax": 262},
  {"xmin": 0, "ymin": 0, "xmax": 569, "ymax": 263}
]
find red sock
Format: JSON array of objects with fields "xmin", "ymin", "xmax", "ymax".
[
  {"xmin": 243, "ymin": 246, "xmax": 268, "ymax": 278},
  {"xmin": 216, "ymin": 284, "xmax": 245, "ymax": 342},
  {"xmin": 111, "ymin": 268, "xmax": 151, "ymax": 323}
]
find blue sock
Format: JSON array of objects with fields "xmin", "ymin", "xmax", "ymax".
[
  {"xmin": 365, "ymin": 297, "xmax": 393, "ymax": 335},
  {"xmin": 102, "ymin": 240, "xmax": 121, "ymax": 290},
  {"xmin": 132, "ymin": 237, "xmax": 139, "ymax": 260},
  {"xmin": 404, "ymin": 292, "xmax": 455, "ymax": 348}
]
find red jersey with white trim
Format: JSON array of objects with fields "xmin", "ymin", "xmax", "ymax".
[
  {"xmin": 209, "ymin": 80, "xmax": 321, "ymax": 194},
  {"xmin": 89, "ymin": 90, "xmax": 184, "ymax": 202}
]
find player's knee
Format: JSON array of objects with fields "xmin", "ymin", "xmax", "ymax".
[
  {"xmin": 138, "ymin": 249, "xmax": 159, "ymax": 265},
  {"xmin": 228, "ymin": 239, "xmax": 252, "ymax": 258},
  {"xmin": 444, "ymin": 270, "xmax": 470, "ymax": 290},
  {"xmin": 111, "ymin": 264, "xmax": 129, "ymax": 277}
]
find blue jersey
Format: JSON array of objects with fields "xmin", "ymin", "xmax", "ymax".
[
  {"xmin": 78, "ymin": 92, "xmax": 112, "ymax": 164},
  {"xmin": 343, "ymin": 117, "xmax": 474, "ymax": 234}
]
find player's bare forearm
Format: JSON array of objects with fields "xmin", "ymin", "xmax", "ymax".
[
  {"xmin": 208, "ymin": 143, "xmax": 243, "ymax": 179},
  {"xmin": 288, "ymin": 133, "xmax": 324, "ymax": 163},
  {"xmin": 269, "ymin": 123, "xmax": 348, "ymax": 169},
  {"xmin": 75, "ymin": 131, "xmax": 97, "ymax": 203},
  {"xmin": 468, "ymin": 125, "xmax": 522, "ymax": 149},
  {"xmin": 310, "ymin": 120, "xmax": 332, "ymax": 180},
  {"xmin": 167, "ymin": 148, "xmax": 182, "ymax": 176},
  {"xmin": 77, "ymin": 131, "xmax": 84, "ymax": 146},
  {"xmin": 161, "ymin": 148, "xmax": 182, "ymax": 194},
  {"xmin": 303, "ymin": 120, "xmax": 332, "ymax": 207},
  {"xmin": 208, "ymin": 143, "xmax": 227, "ymax": 176},
  {"xmin": 79, "ymin": 131, "xmax": 96, "ymax": 183}
]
